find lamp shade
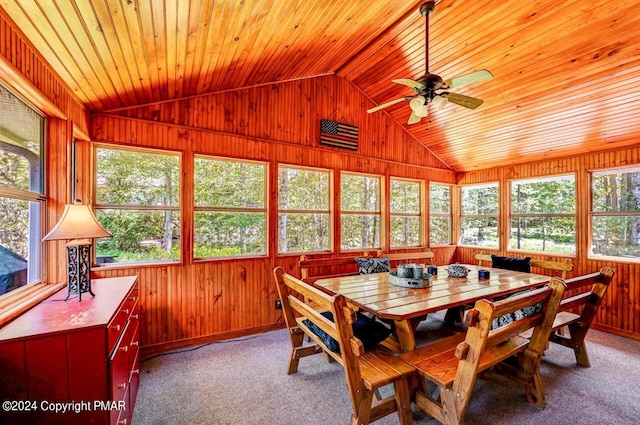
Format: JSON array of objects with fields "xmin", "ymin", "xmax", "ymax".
[{"xmin": 43, "ymin": 202, "xmax": 111, "ymax": 241}]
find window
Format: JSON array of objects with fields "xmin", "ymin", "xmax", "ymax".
[
  {"xmin": 94, "ymin": 146, "xmax": 180, "ymax": 263},
  {"xmin": 0, "ymin": 83, "xmax": 45, "ymax": 295},
  {"xmin": 278, "ymin": 165, "xmax": 331, "ymax": 254},
  {"xmin": 591, "ymin": 168, "xmax": 640, "ymax": 259},
  {"xmin": 509, "ymin": 175, "xmax": 576, "ymax": 254},
  {"xmin": 460, "ymin": 183, "xmax": 499, "ymax": 247},
  {"xmin": 340, "ymin": 173, "xmax": 381, "ymax": 250},
  {"xmin": 429, "ymin": 183, "xmax": 451, "ymax": 245},
  {"xmin": 194, "ymin": 156, "xmax": 267, "ymax": 258},
  {"xmin": 390, "ymin": 178, "xmax": 421, "ymax": 248}
]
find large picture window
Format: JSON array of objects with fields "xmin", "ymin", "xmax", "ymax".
[
  {"xmin": 278, "ymin": 166, "xmax": 331, "ymax": 254},
  {"xmin": 509, "ymin": 175, "xmax": 576, "ymax": 254},
  {"xmin": 429, "ymin": 183, "xmax": 451, "ymax": 245},
  {"xmin": 390, "ymin": 178, "xmax": 421, "ymax": 248},
  {"xmin": 94, "ymin": 146, "xmax": 181, "ymax": 264},
  {"xmin": 340, "ymin": 173, "xmax": 381, "ymax": 250},
  {"xmin": 0, "ymin": 83, "xmax": 45, "ymax": 295},
  {"xmin": 591, "ymin": 168, "xmax": 640, "ymax": 259},
  {"xmin": 460, "ymin": 183, "xmax": 499, "ymax": 248},
  {"xmin": 194, "ymin": 156, "xmax": 267, "ymax": 258}
]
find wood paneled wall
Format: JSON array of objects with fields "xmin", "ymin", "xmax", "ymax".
[
  {"xmin": 0, "ymin": 9, "xmax": 89, "ymax": 285},
  {"xmin": 90, "ymin": 75, "xmax": 457, "ymax": 354},
  {"xmin": 455, "ymin": 146, "xmax": 640, "ymax": 340}
]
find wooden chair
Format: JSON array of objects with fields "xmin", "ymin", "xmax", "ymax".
[
  {"xmin": 546, "ymin": 267, "xmax": 615, "ymax": 367},
  {"xmin": 475, "ymin": 252, "xmax": 574, "ymax": 278},
  {"xmin": 399, "ymin": 278, "xmax": 566, "ymax": 425},
  {"xmin": 272, "ymin": 266, "xmax": 415, "ymax": 425},
  {"xmin": 299, "ymin": 254, "xmax": 368, "ymax": 285}
]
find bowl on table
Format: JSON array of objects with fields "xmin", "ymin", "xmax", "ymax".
[{"xmin": 445, "ymin": 263, "xmax": 471, "ymax": 278}]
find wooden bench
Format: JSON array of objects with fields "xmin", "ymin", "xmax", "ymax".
[
  {"xmin": 298, "ymin": 254, "xmax": 368, "ymax": 284},
  {"xmin": 475, "ymin": 252, "xmax": 574, "ymax": 278},
  {"xmin": 272, "ymin": 266, "xmax": 415, "ymax": 425},
  {"xmin": 399, "ymin": 278, "xmax": 566, "ymax": 425},
  {"xmin": 546, "ymin": 267, "xmax": 615, "ymax": 367},
  {"xmin": 368, "ymin": 248, "xmax": 435, "ymax": 267}
]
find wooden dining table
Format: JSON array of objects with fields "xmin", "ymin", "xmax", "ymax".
[{"xmin": 314, "ymin": 264, "xmax": 552, "ymax": 352}]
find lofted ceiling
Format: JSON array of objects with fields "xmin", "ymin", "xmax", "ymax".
[{"xmin": 2, "ymin": 0, "xmax": 640, "ymax": 172}]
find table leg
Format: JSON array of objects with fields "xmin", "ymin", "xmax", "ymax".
[{"xmin": 394, "ymin": 320, "xmax": 417, "ymax": 352}]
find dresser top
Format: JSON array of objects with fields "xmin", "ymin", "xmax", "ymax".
[{"xmin": 0, "ymin": 276, "xmax": 138, "ymax": 342}]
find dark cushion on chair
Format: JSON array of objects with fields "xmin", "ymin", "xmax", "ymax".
[
  {"xmin": 491, "ymin": 255, "xmax": 531, "ymax": 272},
  {"xmin": 491, "ymin": 301, "xmax": 542, "ymax": 330},
  {"xmin": 302, "ymin": 311, "xmax": 392, "ymax": 352},
  {"xmin": 355, "ymin": 257, "xmax": 391, "ymax": 274}
]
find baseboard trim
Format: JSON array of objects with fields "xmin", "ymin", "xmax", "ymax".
[
  {"xmin": 591, "ymin": 323, "xmax": 640, "ymax": 342},
  {"xmin": 140, "ymin": 321, "xmax": 287, "ymax": 360}
]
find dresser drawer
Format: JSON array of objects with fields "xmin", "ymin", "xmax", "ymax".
[{"xmin": 107, "ymin": 285, "xmax": 139, "ymax": 354}]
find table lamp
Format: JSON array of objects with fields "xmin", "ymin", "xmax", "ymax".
[{"xmin": 43, "ymin": 200, "xmax": 112, "ymax": 301}]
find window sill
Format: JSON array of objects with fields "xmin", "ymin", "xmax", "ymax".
[{"xmin": 0, "ymin": 282, "xmax": 65, "ymax": 328}]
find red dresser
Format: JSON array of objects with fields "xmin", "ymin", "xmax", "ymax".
[{"xmin": 0, "ymin": 276, "xmax": 140, "ymax": 425}]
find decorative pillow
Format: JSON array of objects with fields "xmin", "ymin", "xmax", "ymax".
[
  {"xmin": 491, "ymin": 301, "xmax": 542, "ymax": 330},
  {"xmin": 491, "ymin": 255, "xmax": 531, "ymax": 272},
  {"xmin": 302, "ymin": 311, "xmax": 392, "ymax": 352},
  {"xmin": 355, "ymin": 257, "xmax": 391, "ymax": 274}
]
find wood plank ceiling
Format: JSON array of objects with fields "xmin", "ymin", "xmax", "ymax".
[{"xmin": 2, "ymin": 0, "xmax": 640, "ymax": 172}]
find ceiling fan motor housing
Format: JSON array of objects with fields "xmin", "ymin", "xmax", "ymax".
[{"xmin": 415, "ymin": 74, "xmax": 443, "ymax": 99}]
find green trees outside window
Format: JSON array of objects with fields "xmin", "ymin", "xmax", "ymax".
[
  {"xmin": 592, "ymin": 168, "xmax": 640, "ymax": 259},
  {"xmin": 509, "ymin": 175, "xmax": 576, "ymax": 254},
  {"xmin": 278, "ymin": 166, "xmax": 331, "ymax": 253},
  {"xmin": 95, "ymin": 146, "xmax": 181, "ymax": 263},
  {"xmin": 460, "ymin": 183, "xmax": 499, "ymax": 247},
  {"xmin": 429, "ymin": 183, "xmax": 451, "ymax": 245},
  {"xmin": 0, "ymin": 83, "xmax": 44, "ymax": 295},
  {"xmin": 390, "ymin": 178, "xmax": 421, "ymax": 248},
  {"xmin": 340, "ymin": 173, "xmax": 381, "ymax": 250},
  {"xmin": 194, "ymin": 156, "xmax": 267, "ymax": 258}
]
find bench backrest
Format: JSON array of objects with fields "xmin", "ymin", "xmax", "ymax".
[
  {"xmin": 557, "ymin": 266, "xmax": 615, "ymax": 322},
  {"xmin": 273, "ymin": 266, "xmax": 367, "ymax": 410},
  {"xmin": 475, "ymin": 252, "xmax": 574, "ymax": 278},
  {"xmin": 298, "ymin": 254, "xmax": 364, "ymax": 284},
  {"xmin": 368, "ymin": 248, "xmax": 435, "ymax": 266}
]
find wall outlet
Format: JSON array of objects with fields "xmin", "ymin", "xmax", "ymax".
[{"xmin": 275, "ymin": 299, "xmax": 282, "ymax": 310}]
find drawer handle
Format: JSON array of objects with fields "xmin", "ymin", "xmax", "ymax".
[
  {"xmin": 122, "ymin": 309, "xmax": 130, "ymax": 315},
  {"xmin": 132, "ymin": 369, "xmax": 140, "ymax": 375},
  {"xmin": 118, "ymin": 420, "xmax": 127, "ymax": 425},
  {"xmin": 120, "ymin": 346, "xmax": 128, "ymax": 353},
  {"xmin": 130, "ymin": 341, "xmax": 139, "ymax": 347},
  {"xmin": 113, "ymin": 325, "xmax": 121, "ymax": 332},
  {"xmin": 132, "ymin": 314, "xmax": 139, "ymax": 320},
  {"xmin": 128, "ymin": 296, "xmax": 137, "ymax": 302},
  {"xmin": 118, "ymin": 382, "xmax": 126, "ymax": 389}
]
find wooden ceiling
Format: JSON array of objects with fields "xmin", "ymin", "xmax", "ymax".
[{"xmin": 3, "ymin": 0, "xmax": 640, "ymax": 172}]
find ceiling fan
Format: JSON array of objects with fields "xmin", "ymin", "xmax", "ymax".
[{"xmin": 367, "ymin": 1, "xmax": 493, "ymax": 125}]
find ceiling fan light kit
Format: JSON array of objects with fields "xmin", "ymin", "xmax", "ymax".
[{"xmin": 368, "ymin": 1, "xmax": 493, "ymax": 126}]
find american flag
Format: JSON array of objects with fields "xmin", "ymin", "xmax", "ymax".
[{"xmin": 320, "ymin": 119, "xmax": 359, "ymax": 150}]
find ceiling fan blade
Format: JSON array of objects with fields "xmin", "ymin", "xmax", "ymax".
[
  {"xmin": 407, "ymin": 111, "xmax": 422, "ymax": 125},
  {"xmin": 442, "ymin": 69, "xmax": 494, "ymax": 89},
  {"xmin": 392, "ymin": 78, "xmax": 426, "ymax": 89},
  {"xmin": 445, "ymin": 92, "xmax": 484, "ymax": 109},
  {"xmin": 367, "ymin": 96, "xmax": 413, "ymax": 113}
]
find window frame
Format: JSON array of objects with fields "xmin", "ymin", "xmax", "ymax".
[
  {"xmin": 508, "ymin": 174, "xmax": 577, "ymax": 255},
  {"xmin": 589, "ymin": 166, "xmax": 640, "ymax": 262},
  {"xmin": 0, "ymin": 81, "xmax": 46, "ymax": 292},
  {"xmin": 389, "ymin": 177, "xmax": 423, "ymax": 249},
  {"xmin": 277, "ymin": 163, "xmax": 333, "ymax": 255},
  {"xmin": 429, "ymin": 182, "xmax": 452, "ymax": 246},
  {"xmin": 459, "ymin": 182, "xmax": 500, "ymax": 248},
  {"xmin": 191, "ymin": 154, "xmax": 268, "ymax": 260},
  {"xmin": 93, "ymin": 143, "xmax": 182, "ymax": 266},
  {"xmin": 339, "ymin": 171, "xmax": 383, "ymax": 252}
]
